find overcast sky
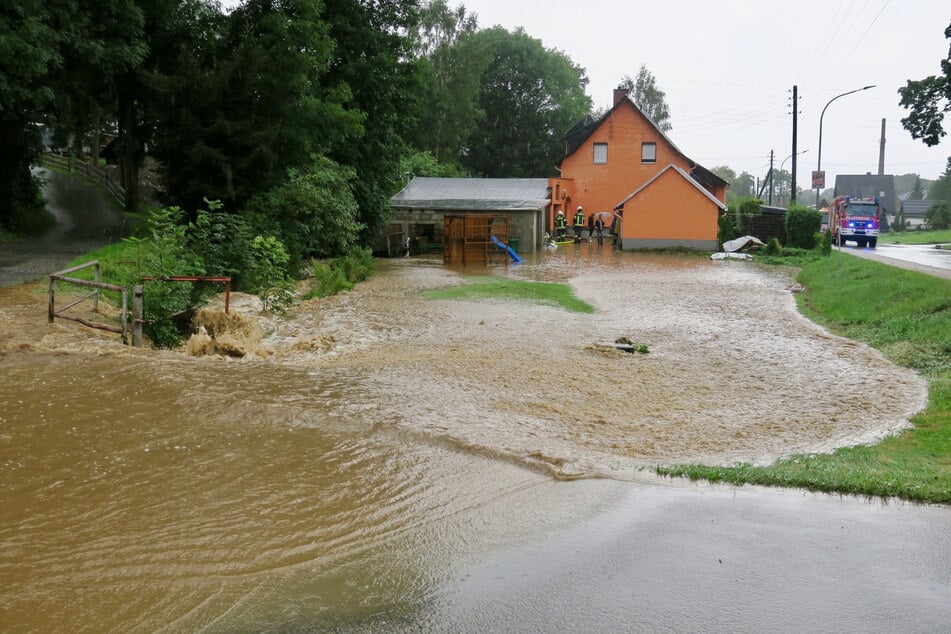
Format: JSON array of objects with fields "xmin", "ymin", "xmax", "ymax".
[{"xmin": 459, "ymin": 0, "xmax": 951, "ymax": 188}]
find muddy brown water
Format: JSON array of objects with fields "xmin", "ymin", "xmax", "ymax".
[{"xmin": 0, "ymin": 246, "xmax": 928, "ymax": 631}]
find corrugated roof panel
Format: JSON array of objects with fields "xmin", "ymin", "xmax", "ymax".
[{"xmin": 391, "ymin": 177, "xmax": 550, "ymax": 211}]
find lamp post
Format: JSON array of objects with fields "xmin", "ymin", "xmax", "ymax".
[
  {"xmin": 780, "ymin": 149, "xmax": 808, "ymax": 206},
  {"xmin": 814, "ymin": 85, "xmax": 875, "ymax": 209}
]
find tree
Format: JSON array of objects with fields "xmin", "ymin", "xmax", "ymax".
[
  {"xmin": 909, "ymin": 175, "xmax": 926, "ymax": 200},
  {"xmin": 619, "ymin": 65, "xmax": 672, "ymax": 132},
  {"xmin": 0, "ymin": 0, "xmax": 146, "ymax": 229},
  {"xmin": 898, "ymin": 21, "xmax": 951, "ymax": 146},
  {"xmin": 152, "ymin": 0, "xmax": 350, "ymax": 213},
  {"xmin": 408, "ymin": 0, "xmax": 484, "ymax": 168},
  {"xmin": 710, "ymin": 166, "xmax": 754, "ymax": 203},
  {"xmin": 924, "ymin": 201, "xmax": 951, "ymax": 230},
  {"xmin": 319, "ymin": 0, "xmax": 422, "ymax": 242},
  {"xmin": 463, "ymin": 27, "xmax": 591, "ymax": 177},
  {"xmin": 928, "ymin": 157, "xmax": 951, "ymax": 205}
]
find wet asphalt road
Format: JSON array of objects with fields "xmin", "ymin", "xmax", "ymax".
[
  {"xmin": 430, "ymin": 479, "xmax": 951, "ymax": 632},
  {"xmin": 838, "ymin": 240, "xmax": 951, "ymax": 280},
  {"xmin": 0, "ymin": 167, "xmax": 131, "ymax": 288}
]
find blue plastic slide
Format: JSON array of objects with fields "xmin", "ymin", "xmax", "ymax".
[{"xmin": 490, "ymin": 234, "xmax": 524, "ymax": 263}]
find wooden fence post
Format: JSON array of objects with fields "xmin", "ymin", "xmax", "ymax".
[
  {"xmin": 48, "ymin": 278, "xmax": 56, "ymax": 323},
  {"xmin": 132, "ymin": 284, "xmax": 143, "ymax": 347}
]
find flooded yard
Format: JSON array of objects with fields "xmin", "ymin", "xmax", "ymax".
[{"xmin": 0, "ymin": 247, "xmax": 932, "ymax": 630}]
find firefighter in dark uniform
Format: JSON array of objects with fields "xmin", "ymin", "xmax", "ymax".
[
  {"xmin": 573, "ymin": 206, "xmax": 585, "ymax": 243},
  {"xmin": 554, "ymin": 210, "xmax": 567, "ymax": 240}
]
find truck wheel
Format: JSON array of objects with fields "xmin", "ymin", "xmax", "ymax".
[
  {"xmin": 837, "ymin": 234, "xmax": 847, "ymax": 247},
  {"xmin": 869, "ymin": 237, "xmax": 877, "ymax": 248}
]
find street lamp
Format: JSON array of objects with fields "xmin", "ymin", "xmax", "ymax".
[
  {"xmin": 780, "ymin": 149, "xmax": 808, "ymax": 206},
  {"xmin": 814, "ymin": 85, "xmax": 875, "ymax": 209},
  {"xmin": 781, "ymin": 149, "xmax": 809, "ymax": 172}
]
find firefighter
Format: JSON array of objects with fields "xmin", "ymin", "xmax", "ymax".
[
  {"xmin": 554, "ymin": 210, "xmax": 567, "ymax": 240},
  {"xmin": 573, "ymin": 206, "xmax": 585, "ymax": 243}
]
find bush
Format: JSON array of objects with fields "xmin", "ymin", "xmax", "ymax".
[
  {"xmin": 186, "ymin": 199, "xmax": 257, "ymax": 290},
  {"xmin": 718, "ymin": 209, "xmax": 738, "ymax": 249},
  {"xmin": 250, "ymin": 235, "xmax": 296, "ymax": 312},
  {"xmin": 762, "ymin": 237, "xmax": 782, "ymax": 256},
  {"xmin": 925, "ymin": 201, "xmax": 951, "ymax": 230},
  {"xmin": 304, "ymin": 248, "xmax": 375, "ymax": 300},
  {"xmin": 245, "ymin": 155, "xmax": 365, "ymax": 273},
  {"xmin": 815, "ymin": 229, "xmax": 833, "ymax": 256},
  {"xmin": 785, "ymin": 204, "xmax": 822, "ymax": 249}
]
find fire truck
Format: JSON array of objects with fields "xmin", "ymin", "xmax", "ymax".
[{"xmin": 828, "ymin": 196, "xmax": 881, "ymax": 248}]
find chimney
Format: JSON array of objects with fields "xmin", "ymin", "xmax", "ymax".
[{"xmin": 613, "ymin": 87, "xmax": 630, "ymax": 106}]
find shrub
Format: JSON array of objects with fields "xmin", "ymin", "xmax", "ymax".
[
  {"xmin": 304, "ymin": 248, "xmax": 375, "ymax": 300},
  {"xmin": 718, "ymin": 209, "xmax": 738, "ymax": 249},
  {"xmin": 815, "ymin": 229, "xmax": 833, "ymax": 256},
  {"xmin": 250, "ymin": 235, "xmax": 296, "ymax": 312},
  {"xmin": 762, "ymin": 237, "xmax": 782, "ymax": 256},
  {"xmin": 785, "ymin": 204, "xmax": 822, "ymax": 249},
  {"xmin": 119, "ymin": 207, "xmax": 198, "ymax": 347},
  {"xmin": 924, "ymin": 201, "xmax": 951, "ymax": 230}
]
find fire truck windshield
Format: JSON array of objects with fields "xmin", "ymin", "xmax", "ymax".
[{"xmin": 845, "ymin": 203, "xmax": 877, "ymax": 217}]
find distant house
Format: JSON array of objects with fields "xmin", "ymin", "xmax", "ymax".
[
  {"xmin": 549, "ymin": 89, "xmax": 728, "ymax": 250},
  {"xmin": 834, "ymin": 174, "xmax": 897, "ymax": 225},
  {"xmin": 898, "ymin": 199, "xmax": 936, "ymax": 230},
  {"xmin": 387, "ymin": 177, "xmax": 549, "ymax": 255}
]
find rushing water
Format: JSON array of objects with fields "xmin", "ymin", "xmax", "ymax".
[{"xmin": 0, "ymin": 246, "xmax": 931, "ymax": 631}]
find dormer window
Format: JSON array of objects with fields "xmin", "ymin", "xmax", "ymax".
[
  {"xmin": 593, "ymin": 142, "xmax": 608, "ymax": 164},
  {"xmin": 641, "ymin": 142, "xmax": 657, "ymax": 163}
]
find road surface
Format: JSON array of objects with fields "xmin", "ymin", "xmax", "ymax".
[
  {"xmin": 0, "ymin": 167, "xmax": 131, "ymax": 288},
  {"xmin": 838, "ymin": 240, "xmax": 951, "ymax": 280}
]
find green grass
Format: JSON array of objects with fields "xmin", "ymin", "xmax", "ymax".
[
  {"xmin": 657, "ymin": 251, "xmax": 951, "ymax": 503},
  {"xmin": 423, "ymin": 276, "xmax": 594, "ymax": 313},
  {"xmin": 882, "ymin": 228, "xmax": 951, "ymax": 244}
]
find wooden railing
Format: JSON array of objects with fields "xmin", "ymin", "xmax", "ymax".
[
  {"xmin": 42, "ymin": 153, "xmax": 126, "ymax": 206},
  {"xmin": 48, "ymin": 261, "xmax": 142, "ymax": 345}
]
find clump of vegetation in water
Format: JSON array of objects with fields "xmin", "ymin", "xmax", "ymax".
[
  {"xmin": 615, "ymin": 337, "xmax": 650, "ymax": 353},
  {"xmin": 423, "ymin": 277, "xmax": 594, "ymax": 313},
  {"xmin": 304, "ymin": 248, "xmax": 375, "ymax": 300}
]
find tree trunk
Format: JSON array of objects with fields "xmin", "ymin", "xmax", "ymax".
[{"xmin": 118, "ymin": 94, "xmax": 139, "ymax": 212}]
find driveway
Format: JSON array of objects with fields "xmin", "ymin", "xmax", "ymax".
[{"xmin": 0, "ymin": 167, "xmax": 131, "ymax": 288}]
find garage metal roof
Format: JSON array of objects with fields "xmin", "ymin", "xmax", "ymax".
[{"xmin": 391, "ymin": 177, "xmax": 550, "ymax": 211}]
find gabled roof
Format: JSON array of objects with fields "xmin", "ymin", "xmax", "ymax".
[
  {"xmin": 834, "ymin": 174, "xmax": 897, "ymax": 212},
  {"xmin": 562, "ymin": 96, "xmax": 728, "ymax": 189},
  {"xmin": 614, "ymin": 164, "xmax": 728, "ymax": 211},
  {"xmin": 899, "ymin": 199, "xmax": 937, "ymax": 217},
  {"xmin": 390, "ymin": 177, "xmax": 549, "ymax": 211}
]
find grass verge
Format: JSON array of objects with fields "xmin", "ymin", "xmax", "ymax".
[
  {"xmin": 423, "ymin": 276, "xmax": 594, "ymax": 313},
  {"xmin": 657, "ymin": 251, "xmax": 951, "ymax": 503},
  {"xmin": 881, "ymin": 228, "xmax": 951, "ymax": 245}
]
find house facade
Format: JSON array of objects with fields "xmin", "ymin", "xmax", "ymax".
[{"xmin": 549, "ymin": 89, "xmax": 727, "ymax": 250}]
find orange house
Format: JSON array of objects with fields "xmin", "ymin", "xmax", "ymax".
[{"xmin": 549, "ymin": 89, "xmax": 727, "ymax": 250}]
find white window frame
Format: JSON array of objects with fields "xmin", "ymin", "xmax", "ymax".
[{"xmin": 593, "ymin": 142, "xmax": 608, "ymax": 164}]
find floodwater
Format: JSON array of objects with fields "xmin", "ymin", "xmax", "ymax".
[{"xmin": 0, "ymin": 245, "xmax": 939, "ymax": 631}]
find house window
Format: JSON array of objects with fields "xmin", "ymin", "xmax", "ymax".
[
  {"xmin": 593, "ymin": 142, "xmax": 608, "ymax": 164},
  {"xmin": 641, "ymin": 142, "xmax": 657, "ymax": 163}
]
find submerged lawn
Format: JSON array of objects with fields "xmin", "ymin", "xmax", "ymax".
[
  {"xmin": 423, "ymin": 276, "xmax": 594, "ymax": 313},
  {"xmin": 657, "ymin": 252, "xmax": 951, "ymax": 503}
]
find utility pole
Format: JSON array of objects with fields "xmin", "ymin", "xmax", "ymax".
[
  {"xmin": 791, "ymin": 85, "xmax": 798, "ymax": 204},
  {"xmin": 878, "ymin": 118, "xmax": 886, "ymax": 175},
  {"xmin": 768, "ymin": 150, "xmax": 774, "ymax": 206}
]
